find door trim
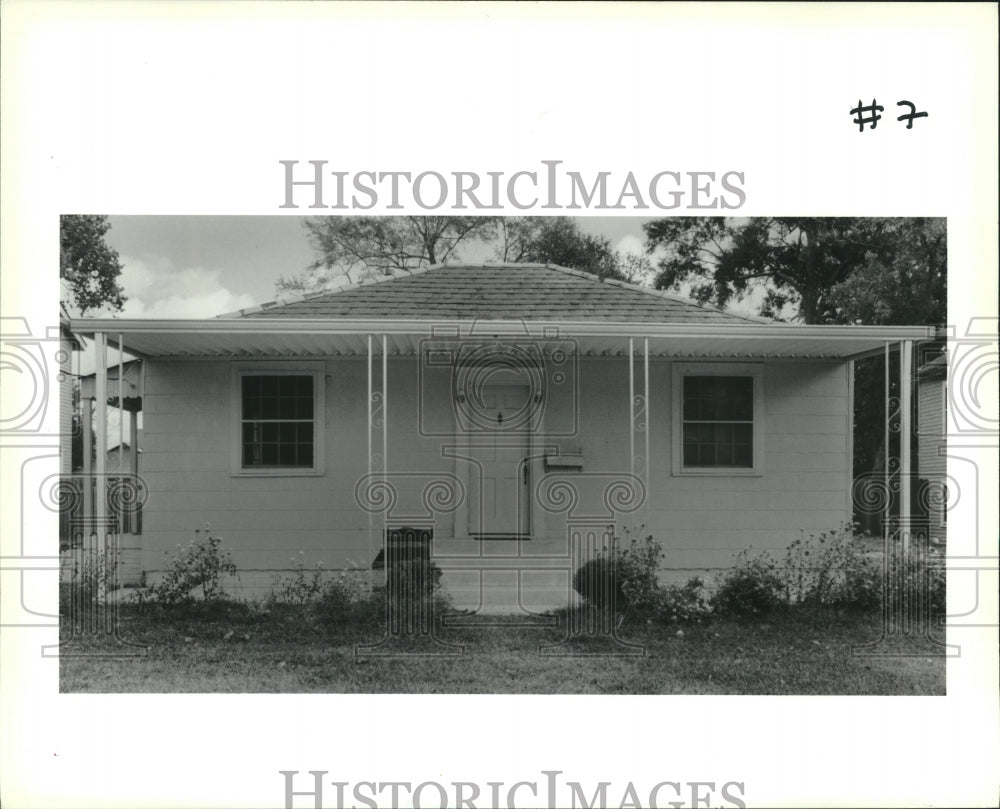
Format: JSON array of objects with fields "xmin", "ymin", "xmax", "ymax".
[{"xmin": 458, "ymin": 383, "xmax": 536, "ymax": 539}]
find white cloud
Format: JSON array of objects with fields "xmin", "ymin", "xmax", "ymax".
[
  {"xmin": 96, "ymin": 254, "xmax": 257, "ymax": 318},
  {"xmin": 615, "ymin": 234, "xmax": 644, "ymax": 257}
]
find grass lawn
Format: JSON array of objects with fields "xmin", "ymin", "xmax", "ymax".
[{"xmin": 59, "ymin": 601, "xmax": 946, "ymax": 694}]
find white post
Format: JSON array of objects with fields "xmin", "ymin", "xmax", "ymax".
[
  {"xmin": 81, "ymin": 396, "xmax": 93, "ymax": 551},
  {"xmin": 847, "ymin": 358, "xmax": 855, "ymax": 521},
  {"xmin": 367, "ymin": 334, "xmax": 375, "ymax": 584},
  {"xmin": 129, "ymin": 406, "xmax": 139, "ymax": 476},
  {"xmin": 628, "ymin": 337, "xmax": 635, "ymax": 481},
  {"xmin": 900, "ymin": 340, "xmax": 913, "ymax": 552},
  {"xmin": 382, "ymin": 334, "xmax": 389, "ymax": 591},
  {"xmin": 94, "ymin": 332, "xmax": 108, "ymax": 603},
  {"xmin": 644, "ymin": 337, "xmax": 650, "ymax": 530},
  {"xmin": 382, "ymin": 334, "xmax": 388, "ymax": 483},
  {"xmin": 117, "ymin": 334, "xmax": 124, "ymax": 529},
  {"xmin": 367, "ymin": 334, "xmax": 373, "ymax": 487},
  {"xmin": 883, "ymin": 342, "xmax": 890, "ymax": 545},
  {"xmin": 94, "ymin": 332, "xmax": 107, "ymax": 542}
]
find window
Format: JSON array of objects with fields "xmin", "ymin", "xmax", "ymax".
[
  {"xmin": 672, "ymin": 363, "xmax": 763, "ymax": 475},
  {"xmin": 682, "ymin": 376, "xmax": 754, "ymax": 467},
  {"xmin": 231, "ymin": 365, "xmax": 324, "ymax": 475},
  {"xmin": 242, "ymin": 375, "xmax": 314, "ymax": 467}
]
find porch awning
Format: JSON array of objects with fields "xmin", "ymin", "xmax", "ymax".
[{"xmin": 70, "ymin": 318, "xmax": 937, "ymax": 361}]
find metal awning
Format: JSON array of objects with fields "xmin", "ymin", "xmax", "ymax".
[{"xmin": 70, "ymin": 318, "xmax": 937, "ymax": 360}]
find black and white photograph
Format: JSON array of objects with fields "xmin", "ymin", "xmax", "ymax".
[
  {"xmin": 1, "ymin": 3, "xmax": 996, "ymax": 809},
  {"xmin": 58, "ymin": 214, "xmax": 949, "ymax": 696}
]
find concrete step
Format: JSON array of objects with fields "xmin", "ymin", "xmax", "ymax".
[
  {"xmin": 441, "ymin": 569, "xmax": 578, "ymax": 614},
  {"xmin": 433, "ymin": 537, "xmax": 575, "ymax": 560}
]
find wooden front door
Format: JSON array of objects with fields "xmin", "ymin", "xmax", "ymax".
[{"xmin": 468, "ymin": 384, "xmax": 530, "ymax": 537}]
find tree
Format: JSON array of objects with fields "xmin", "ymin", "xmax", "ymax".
[
  {"xmin": 825, "ymin": 218, "xmax": 946, "ymax": 325},
  {"xmin": 277, "ymin": 216, "xmax": 498, "ymax": 294},
  {"xmin": 494, "ymin": 217, "xmax": 642, "ymax": 281},
  {"xmin": 60, "ymin": 215, "xmax": 126, "ymax": 314},
  {"xmin": 279, "ymin": 216, "xmax": 652, "ymax": 295},
  {"xmin": 643, "ymin": 217, "xmax": 945, "ymax": 325},
  {"xmin": 644, "ymin": 216, "xmax": 947, "ymax": 525}
]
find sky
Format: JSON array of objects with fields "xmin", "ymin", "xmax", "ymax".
[{"xmin": 96, "ymin": 216, "xmax": 657, "ymax": 319}]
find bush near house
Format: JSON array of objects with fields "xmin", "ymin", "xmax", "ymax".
[
  {"xmin": 711, "ymin": 549, "xmax": 788, "ymax": 618},
  {"xmin": 572, "ymin": 524, "xmax": 943, "ymax": 623},
  {"xmin": 133, "ymin": 525, "xmax": 238, "ymax": 608},
  {"xmin": 59, "ymin": 547, "xmax": 123, "ymax": 618},
  {"xmin": 712, "ymin": 524, "xmax": 945, "ymax": 618},
  {"xmin": 266, "ymin": 552, "xmax": 448, "ymax": 629},
  {"xmin": 572, "ymin": 531, "xmax": 711, "ymax": 625},
  {"xmin": 780, "ymin": 525, "xmax": 881, "ymax": 610}
]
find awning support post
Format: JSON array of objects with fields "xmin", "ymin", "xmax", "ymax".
[
  {"xmin": 367, "ymin": 334, "xmax": 375, "ymax": 582},
  {"xmin": 627, "ymin": 337, "xmax": 650, "ymax": 534},
  {"xmin": 117, "ymin": 333, "xmax": 125, "ymax": 534},
  {"xmin": 93, "ymin": 333, "xmax": 107, "ymax": 548},
  {"xmin": 366, "ymin": 334, "xmax": 389, "ymax": 584},
  {"xmin": 643, "ymin": 337, "xmax": 650, "ymax": 530},
  {"xmin": 883, "ymin": 341, "xmax": 890, "ymax": 546},
  {"xmin": 81, "ymin": 396, "xmax": 93, "ymax": 549},
  {"xmin": 899, "ymin": 339, "xmax": 913, "ymax": 552},
  {"xmin": 93, "ymin": 332, "xmax": 108, "ymax": 603}
]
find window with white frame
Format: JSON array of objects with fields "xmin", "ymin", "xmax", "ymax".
[
  {"xmin": 232, "ymin": 366, "xmax": 325, "ymax": 475},
  {"xmin": 672, "ymin": 363, "xmax": 764, "ymax": 474}
]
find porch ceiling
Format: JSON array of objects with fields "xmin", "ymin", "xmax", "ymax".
[{"xmin": 70, "ymin": 318, "xmax": 937, "ymax": 360}]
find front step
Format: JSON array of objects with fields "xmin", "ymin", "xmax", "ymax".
[{"xmin": 441, "ymin": 568, "xmax": 579, "ymax": 615}]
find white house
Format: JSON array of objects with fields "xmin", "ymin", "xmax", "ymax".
[{"xmin": 69, "ymin": 263, "xmax": 935, "ymax": 612}]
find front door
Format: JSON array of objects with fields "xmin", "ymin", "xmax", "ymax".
[{"xmin": 468, "ymin": 384, "xmax": 530, "ymax": 537}]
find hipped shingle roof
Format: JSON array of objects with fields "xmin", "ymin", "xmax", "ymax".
[{"xmin": 229, "ymin": 263, "xmax": 761, "ymax": 324}]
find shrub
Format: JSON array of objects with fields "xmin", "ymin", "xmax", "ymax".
[
  {"xmin": 271, "ymin": 552, "xmax": 325, "ymax": 606},
  {"xmin": 573, "ymin": 531, "xmax": 699, "ymax": 621},
  {"xmin": 314, "ymin": 570, "xmax": 383, "ymax": 626},
  {"xmin": 60, "ymin": 547, "xmax": 122, "ymax": 615},
  {"xmin": 573, "ymin": 556, "xmax": 623, "ymax": 610},
  {"xmin": 713, "ymin": 524, "xmax": 944, "ymax": 619},
  {"xmin": 885, "ymin": 549, "xmax": 946, "ymax": 618},
  {"xmin": 268, "ymin": 553, "xmax": 447, "ymax": 630},
  {"xmin": 386, "ymin": 558, "xmax": 443, "ymax": 603},
  {"xmin": 136, "ymin": 524, "xmax": 238, "ymax": 606},
  {"xmin": 653, "ymin": 577, "xmax": 712, "ymax": 624},
  {"xmin": 616, "ymin": 532, "xmax": 666, "ymax": 614},
  {"xmin": 782, "ymin": 524, "xmax": 880, "ymax": 610},
  {"xmin": 712, "ymin": 549, "xmax": 786, "ymax": 617}
]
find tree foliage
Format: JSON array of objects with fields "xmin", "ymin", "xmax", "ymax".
[
  {"xmin": 279, "ymin": 216, "xmax": 651, "ymax": 294},
  {"xmin": 60, "ymin": 215, "xmax": 126, "ymax": 314},
  {"xmin": 825, "ymin": 218, "xmax": 946, "ymax": 325},
  {"xmin": 277, "ymin": 216, "xmax": 498, "ymax": 294},
  {"xmin": 494, "ymin": 217, "xmax": 648, "ymax": 282},
  {"xmin": 643, "ymin": 217, "xmax": 946, "ymax": 325}
]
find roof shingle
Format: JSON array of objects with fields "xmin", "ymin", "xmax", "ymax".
[{"xmin": 230, "ymin": 263, "xmax": 761, "ymax": 323}]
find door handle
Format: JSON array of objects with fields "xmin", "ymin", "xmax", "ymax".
[{"xmin": 522, "ymin": 460, "xmax": 529, "ymax": 486}]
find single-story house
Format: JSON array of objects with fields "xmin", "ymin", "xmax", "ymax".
[{"xmin": 69, "ymin": 262, "xmax": 936, "ymax": 612}]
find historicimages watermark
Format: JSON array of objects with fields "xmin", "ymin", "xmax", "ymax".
[{"xmin": 279, "ymin": 769, "xmax": 747, "ymax": 809}]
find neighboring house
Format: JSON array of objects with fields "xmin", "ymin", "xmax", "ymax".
[
  {"xmin": 79, "ymin": 359, "xmax": 143, "ymax": 478},
  {"xmin": 70, "ymin": 263, "xmax": 935, "ymax": 611},
  {"xmin": 917, "ymin": 351, "xmax": 948, "ymax": 545},
  {"xmin": 106, "ymin": 438, "xmax": 137, "ymax": 474},
  {"xmin": 74, "ymin": 357, "xmax": 145, "ymax": 582},
  {"xmin": 79, "ymin": 357, "xmax": 142, "ymax": 407}
]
